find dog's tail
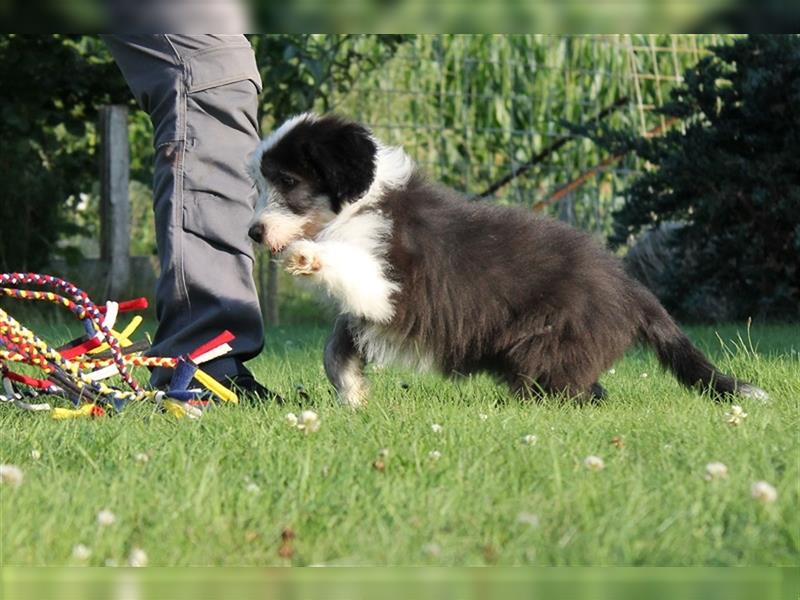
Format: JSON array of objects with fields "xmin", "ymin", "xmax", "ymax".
[{"xmin": 633, "ymin": 284, "xmax": 768, "ymax": 401}]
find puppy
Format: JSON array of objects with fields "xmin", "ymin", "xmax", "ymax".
[{"xmin": 248, "ymin": 113, "xmax": 767, "ymax": 407}]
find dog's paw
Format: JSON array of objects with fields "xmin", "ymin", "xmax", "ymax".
[
  {"xmin": 738, "ymin": 383, "xmax": 769, "ymax": 402},
  {"xmin": 339, "ymin": 382, "xmax": 369, "ymax": 409},
  {"xmin": 284, "ymin": 242, "xmax": 322, "ymax": 276}
]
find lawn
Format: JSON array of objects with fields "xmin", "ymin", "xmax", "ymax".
[{"xmin": 0, "ymin": 319, "xmax": 798, "ymax": 566}]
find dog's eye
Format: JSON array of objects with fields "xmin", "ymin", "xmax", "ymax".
[{"xmin": 278, "ymin": 174, "xmax": 297, "ymax": 188}]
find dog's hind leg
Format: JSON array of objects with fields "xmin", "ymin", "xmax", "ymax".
[
  {"xmin": 589, "ymin": 382, "xmax": 607, "ymax": 402},
  {"xmin": 519, "ymin": 340, "xmax": 605, "ymax": 405},
  {"xmin": 324, "ymin": 315, "xmax": 369, "ymax": 408},
  {"xmin": 506, "ymin": 356, "xmax": 604, "ymax": 406},
  {"xmin": 506, "ymin": 371, "xmax": 547, "ymax": 403}
]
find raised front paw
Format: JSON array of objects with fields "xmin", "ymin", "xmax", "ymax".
[{"xmin": 284, "ymin": 242, "xmax": 322, "ymax": 276}]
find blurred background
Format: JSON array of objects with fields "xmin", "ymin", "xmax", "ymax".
[
  {"xmin": 0, "ymin": 34, "xmax": 798, "ymax": 327},
  {"xmin": 1, "ymin": 566, "xmax": 796, "ymax": 600},
  {"xmin": 3, "ymin": 0, "xmax": 800, "ymax": 33}
]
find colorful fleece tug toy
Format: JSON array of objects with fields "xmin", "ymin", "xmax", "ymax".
[{"xmin": 0, "ymin": 273, "xmax": 238, "ymax": 420}]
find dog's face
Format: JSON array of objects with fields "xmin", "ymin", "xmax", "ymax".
[{"xmin": 247, "ymin": 114, "xmax": 378, "ymax": 253}]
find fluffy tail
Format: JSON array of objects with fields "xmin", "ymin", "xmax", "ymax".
[{"xmin": 634, "ymin": 285, "xmax": 768, "ymax": 401}]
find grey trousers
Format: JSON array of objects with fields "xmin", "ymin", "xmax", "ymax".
[{"xmin": 103, "ymin": 35, "xmax": 264, "ymax": 386}]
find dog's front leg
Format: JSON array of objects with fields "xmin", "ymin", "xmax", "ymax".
[
  {"xmin": 284, "ymin": 240, "xmax": 399, "ymax": 323},
  {"xmin": 324, "ymin": 315, "xmax": 369, "ymax": 408}
]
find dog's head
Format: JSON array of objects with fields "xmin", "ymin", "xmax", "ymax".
[{"xmin": 247, "ymin": 113, "xmax": 378, "ymax": 253}]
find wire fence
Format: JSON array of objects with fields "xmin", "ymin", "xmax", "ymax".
[{"xmin": 330, "ymin": 34, "xmax": 730, "ymax": 235}]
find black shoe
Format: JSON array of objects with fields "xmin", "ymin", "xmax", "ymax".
[{"xmin": 227, "ymin": 373, "xmax": 285, "ymax": 405}]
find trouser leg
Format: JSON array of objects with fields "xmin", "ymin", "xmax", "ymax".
[{"xmin": 103, "ymin": 34, "xmax": 264, "ymax": 386}]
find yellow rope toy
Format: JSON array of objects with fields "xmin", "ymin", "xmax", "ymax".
[{"xmin": 0, "ymin": 272, "xmax": 238, "ymax": 419}]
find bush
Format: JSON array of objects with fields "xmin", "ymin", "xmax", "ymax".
[
  {"xmin": 582, "ymin": 34, "xmax": 800, "ymax": 321},
  {"xmin": 0, "ymin": 35, "xmax": 130, "ymax": 272}
]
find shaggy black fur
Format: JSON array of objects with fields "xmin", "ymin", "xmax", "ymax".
[
  {"xmin": 380, "ymin": 173, "xmax": 767, "ymax": 400},
  {"xmin": 257, "ymin": 114, "xmax": 767, "ymax": 404}
]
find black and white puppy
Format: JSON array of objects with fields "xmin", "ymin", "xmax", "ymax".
[{"xmin": 247, "ymin": 113, "xmax": 767, "ymax": 407}]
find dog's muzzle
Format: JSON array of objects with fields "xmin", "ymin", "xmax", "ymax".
[{"xmin": 248, "ymin": 223, "xmax": 288, "ymax": 254}]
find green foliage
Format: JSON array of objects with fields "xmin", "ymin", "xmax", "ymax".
[
  {"xmin": 580, "ymin": 34, "xmax": 800, "ymax": 321},
  {"xmin": 1, "ymin": 34, "xmax": 759, "ymax": 286},
  {"xmin": 0, "ymin": 35, "xmax": 132, "ymax": 271},
  {"xmin": 250, "ymin": 35, "xmax": 410, "ymax": 125},
  {"xmin": 331, "ymin": 35, "xmax": 721, "ymax": 234}
]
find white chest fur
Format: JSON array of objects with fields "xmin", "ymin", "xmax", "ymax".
[
  {"xmin": 286, "ymin": 207, "xmax": 399, "ymax": 323},
  {"xmin": 283, "ymin": 140, "xmax": 415, "ymax": 323}
]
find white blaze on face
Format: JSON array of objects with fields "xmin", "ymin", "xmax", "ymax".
[
  {"xmin": 246, "ymin": 114, "xmax": 319, "ymax": 252},
  {"xmin": 256, "ymin": 204, "xmax": 309, "ymax": 253}
]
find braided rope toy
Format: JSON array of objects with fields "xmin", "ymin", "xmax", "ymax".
[{"xmin": 0, "ymin": 273, "xmax": 239, "ymax": 420}]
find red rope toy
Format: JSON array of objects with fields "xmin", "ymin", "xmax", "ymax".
[{"xmin": 0, "ymin": 273, "xmax": 239, "ymax": 419}]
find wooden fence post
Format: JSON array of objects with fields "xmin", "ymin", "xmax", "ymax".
[
  {"xmin": 257, "ymin": 254, "xmax": 280, "ymax": 327},
  {"xmin": 99, "ymin": 105, "xmax": 131, "ymax": 300},
  {"xmin": 266, "ymin": 257, "xmax": 280, "ymax": 326}
]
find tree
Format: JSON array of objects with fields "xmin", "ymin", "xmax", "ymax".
[
  {"xmin": 252, "ymin": 34, "xmax": 409, "ymax": 124},
  {"xmin": 579, "ymin": 34, "xmax": 800, "ymax": 321},
  {"xmin": 0, "ymin": 35, "xmax": 131, "ymax": 272}
]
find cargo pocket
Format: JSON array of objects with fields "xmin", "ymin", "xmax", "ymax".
[{"xmin": 184, "ymin": 42, "xmax": 262, "ymax": 94}]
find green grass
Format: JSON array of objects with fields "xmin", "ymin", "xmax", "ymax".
[{"xmin": 1, "ymin": 321, "xmax": 798, "ymax": 566}]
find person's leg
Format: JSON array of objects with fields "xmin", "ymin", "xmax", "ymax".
[{"xmin": 103, "ymin": 34, "xmax": 278, "ymax": 398}]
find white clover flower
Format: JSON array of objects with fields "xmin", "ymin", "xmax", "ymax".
[
  {"xmin": 478, "ymin": 413, "xmax": 489, "ymax": 421},
  {"xmin": 431, "ymin": 423, "xmax": 443, "ymax": 434},
  {"xmin": 640, "ymin": 372, "xmax": 648, "ymax": 379},
  {"xmin": 285, "ymin": 412, "xmax": 299, "ymax": 428},
  {"xmin": 608, "ymin": 368, "xmax": 616, "ymax": 375},
  {"xmin": 72, "ymin": 544, "xmax": 91, "ymax": 561},
  {"xmin": 428, "ymin": 450, "xmax": 442, "ymax": 461},
  {"xmin": 516, "ymin": 512, "xmax": 540, "ymax": 527},
  {"xmin": 31, "ymin": 449, "xmax": 41, "ymax": 461},
  {"xmin": 725, "ymin": 405, "xmax": 748, "ymax": 427},
  {"xmin": 584, "ymin": 455, "xmax": 605, "ymax": 471},
  {"xmin": 246, "ymin": 482, "xmax": 260, "ymax": 494},
  {"xmin": 134, "ymin": 453, "xmax": 149, "ymax": 464},
  {"xmin": 704, "ymin": 462, "xmax": 729, "ymax": 481},
  {"xmin": 730, "ymin": 404, "xmax": 747, "ymax": 417},
  {"xmin": 128, "ymin": 547, "xmax": 148, "ymax": 567},
  {"xmin": 0, "ymin": 464, "xmax": 23, "ymax": 488},
  {"xmin": 751, "ymin": 481, "xmax": 778, "ymax": 503},
  {"xmin": 97, "ymin": 509, "xmax": 116, "ymax": 527},
  {"xmin": 522, "ymin": 434, "xmax": 538, "ymax": 446},
  {"xmin": 297, "ymin": 410, "xmax": 321, "ymax": 433}
]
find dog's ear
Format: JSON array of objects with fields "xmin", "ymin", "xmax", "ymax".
[{"xmin": 302, "ymin": 118, "xmax": 377, "ymax": 208}]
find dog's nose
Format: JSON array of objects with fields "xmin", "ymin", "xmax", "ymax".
[{"xmin": 248, "ymin": 223, "xmax": 265, "ymax": 244}]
